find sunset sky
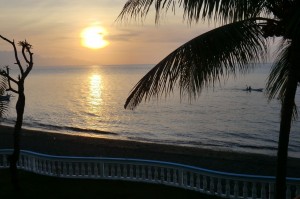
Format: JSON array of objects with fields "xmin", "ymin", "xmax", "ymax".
[{"xmin": 0, "ymin": 0, "xmax": 211, "ymax": 67}]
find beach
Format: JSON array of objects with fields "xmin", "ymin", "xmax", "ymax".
[{"xmin": 1, "ymin": 125, "xmax": 300, "ymax": 177}]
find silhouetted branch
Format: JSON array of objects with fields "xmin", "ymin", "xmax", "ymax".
[
  {"xmin": 19, "ymin": 41, "xmax": 33, "ymax": 79},
  {"xmin": 0, "ymin": 35, "xmax": 24, "ymax": 75}
]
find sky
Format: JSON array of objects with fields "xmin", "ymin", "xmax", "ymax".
[{"xmin": 0, "ymin": 0, "xmax": 211, "ymax": 67}]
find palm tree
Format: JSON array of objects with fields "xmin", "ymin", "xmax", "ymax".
[{"xmin": 118, "ymin": 1, "xmax": 300, "ymax": 199}]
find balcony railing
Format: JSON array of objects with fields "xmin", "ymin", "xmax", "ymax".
[{"xmin": 1, "ymin": 149, "xmax": 299, "ymax": 199}]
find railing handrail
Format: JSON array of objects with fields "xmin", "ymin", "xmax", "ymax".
[
  {"xmin": 1, "ymin": 149, "xmax": 300, "ymax": 199},
  {"xmin": 1, "ymin": 149, "xmax": 299, "ymax": 182}
]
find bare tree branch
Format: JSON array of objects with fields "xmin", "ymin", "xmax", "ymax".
[
  {"xmin": 0, "ymin": 35, "xmax": 24, "ymax": 75},
  {"xmin": 19, "ymin": 41, "xmax": 33, "ymax": 79}
]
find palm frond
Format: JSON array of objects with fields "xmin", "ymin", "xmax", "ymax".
[
  {"xmin": 124, "ymin": 19, "xmax": 267, "ymax": 109},
  {"xmin": 266, "ymin": 39, "xmax": 290, "ymax": 101},
  {"xmin": 266, "ymin": 39, "xmax": 298, "ymax": 120},
  {"xmin": 117, "ymin": 0, "xmax": 268, "ymax": 24},
  {"xmin": 0, "ymin": 75, "xmax": 8, "ymax": 118},
  {"xmin": 0, "ymin": 74, "xmax": 7, "ymax": 95}
]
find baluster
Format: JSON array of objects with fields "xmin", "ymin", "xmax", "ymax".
[
  {"xmin": 252, "ymin": 182, "xmax": 257, "ymax": 199},
  {"xmin": 243, "ymin": 181, "xmax": 248, "ymax": 198},
  {"xmin": 94, "ymin": 163, "xmax": 99, "ymax": 177},
  {"xmin": 196, "ymin": 174, "xmax": 201, "ymax": 190},
  {"xmin": 173, "ymin": 169, "xmax": 178, "ymax": 184},
  {"xmin": 30, "ymin": 157, "xmax": 34, "ymax": 171},
  {"xmin": 43, "ymin": 160, "xmax": 47, "ymax": 174},
  {"xmin": 28, "ymin": 157, "xmax": 31, "ymax": 170},
  {"xmin": 261, "ymin": 183, "xmax": 266, "ymax": 199},
  {"xmin": 100, "ymin": 163, "xmax": 104, "ymax": 178},
  {"xmin": 123, "ymin": 164, "xmax": 128, "ymax": 178},
  {"xmin": 28, "ymin": 157, "xmax": 32, "ymax": 171},
  {"xmin": 203, "ymin": 176, "xmax": 207, "ymax": 192},
  {"xmin": 183, "ymin": 171, "xmax": 187, "ymax": 187},
  {"xmin": 41, "ymin": 159, "xmax": 44, "ymax": 173},
  {"xmin": 75, "ymin": 163, "xmax": 79, "ymax": 176},
  {"xmin": 63, "ymin": 162, "xmax": 67, "ymax": 176},
  {"xmin": 234, "ymin": 181, "xmax": 239, "ymax": 198},
  {"xmin": 35, "ymin": 159, "xmax": 39, "ymax": 172},
  {"xmin": 141, "ymin": 165, "xmax": 146, "ymax": 180},
  {"xmin": 39, "ymin": 159, "xmax": 42, "ymax": 173},
  {"xmin": 178, "ymin": 169, "xmax": 183, "ymax": 186},
  {"xmin": 167, "ymin": 168, "xmax": 171, "ymax": 183},
  {"xmin": 38, "ymin": 159, "xmax": 41, "ymax": 172},
  {"xmin": 217, "ymin": 178, "xmax": 222, "ymax": 196},
  {"xmin": 286, "ymin": 184, "xmax": 291, "ymax": 199},
  {"xmin": 111, "ymin": 164, "xmax": 116, "ymax": 177},
  {"xmin": 57, "ymin": 161, "xmax": 62, "ymax": 176},
  {"xmin": 81, "ymin": 163, "xmax": 85, "ymax": 176},
  {"xmin": 48, "ymin": 160, "xmax": 52, "ymax": 174},
  {"xmin": 210, "ymin": 177, "xmax": 215, "ymax": 195},
  {"xmin": 68, "ymin": 162, "xmax": 73, "ymax": 176},
  {"xmin": 36, "ymin": 158, "xmax": 41, "ymax": 173},
  {"xmin": 32, "ymin": 157, "xmax": 36, "ymax": 172},
  {"xmin": 190, "ymin": 173, "xmax": 194, "ymax": 188},
  {"xmin": 38, "ymin": 158, "xmax": 41, "ymax": 171},
  {"xmin": 104, "ymin": 164, "xmax": 109, "ymax": 177},
  {"xmin": 24, "ymin": 157, "xmax": 28, "ymax": 169},
  {"xmin": 154, "ymin": 167, "xmax": 158, "ymax": 182},
  {"xmin": 269, "ymin": 183, "xmax": 275, "ymax": 199},
  {"xmin": 160, "ymin": 168, "xmax": 165, "ymax": 183},
  {"xmin": 129, "ymin": 165, "xmax": 133, "ymax": 179},
  {"xmin": 51, "ymin": 161, "xmax": 55, "ymax": 175},
  {"xmin": 225, "ymin": 179, "xmax": 230, "ymax": 198},
  {"xmin": 47, "ymin": 160, "xmax": 52, "ymax": 175},
  {"xmin": 135, "ymin": 165, "xmax": 140, "ymax": 179},
  {"xmin": 117, "ymin": 164, "xmax": 121, "ymax": 178},
  {"xmin": 88, "ymin": 163, "xmax": 92, "ymax": 176},
  {"xmin": 148, "ymin": 166, "xmax": 152, "ymax": 181}
]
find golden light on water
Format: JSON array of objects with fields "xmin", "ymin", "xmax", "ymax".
[
  {"xmin": 89, "ymin": 74, "xmax": 102, "ymax": 107},
  {"xmin": 81, "ymin": 26, "xmax": 109, "ymax": 49}
]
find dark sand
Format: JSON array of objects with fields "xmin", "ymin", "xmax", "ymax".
[{"xmin": 1, "ymin": 125, "xmax": 300, "ymax": 177}]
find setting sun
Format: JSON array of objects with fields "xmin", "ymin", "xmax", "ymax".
[{"xmin": 81, "ymin": 26, "xmax": 109, "ymax": 49}]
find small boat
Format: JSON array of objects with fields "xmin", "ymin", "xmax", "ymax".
[
  {"xmin": 0, "ymin": 94, "xmax": 10, "ymax": 101},
  {"xmin": 242, "ymin": 88, "xmax": 263, "ymax": 92}
]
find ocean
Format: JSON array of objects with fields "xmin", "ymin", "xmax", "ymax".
[{"xmin": 1, "ymin": 63, "xmax": 300, "ymax": 157}]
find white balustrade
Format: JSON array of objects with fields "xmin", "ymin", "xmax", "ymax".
[{"xmin": 0, "ymin": 149, "xmax": 299, "ymax": 199}]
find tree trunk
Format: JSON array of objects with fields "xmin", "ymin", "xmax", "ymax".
[
  {"xmin": 275, "ymin": 40, "xmax": 300, "ymax": 199},
  {"xmin": 9, "ymin": 83, "xmax": 25, "ymax": 190},
  {"xmin": 275, "ymin": 77, "xmax": 297, "ymax": 199}
]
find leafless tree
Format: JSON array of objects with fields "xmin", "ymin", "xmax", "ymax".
[{"xmin": 0, "ymin": 35, "xmax": 33, "ymax": 190}]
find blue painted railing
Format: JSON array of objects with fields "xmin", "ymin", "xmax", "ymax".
[{"xmin": 0, "ymin": 149, "xmax": 299, "ymax": 199}]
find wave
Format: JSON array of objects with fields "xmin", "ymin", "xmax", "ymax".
[{"xmin": 1, "ymin": 119, "xmax": 117, "ymax": 136}]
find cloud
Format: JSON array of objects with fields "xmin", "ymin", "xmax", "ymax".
[{"xmin": 106, "ymin": 28, "xmax": 141, "ymax": 41}]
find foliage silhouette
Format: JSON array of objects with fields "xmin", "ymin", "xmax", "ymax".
[
  {"xmin": 118, "ymin": 1, "xmax": 300, "ymax": 198},
  {"xmin": 0, "ymin": 75, "xmax": 8, "ymax": 117}
]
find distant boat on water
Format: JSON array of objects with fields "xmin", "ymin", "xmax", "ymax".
[
  {"xmin": 0, "ymin": 94, "xmax": 11, "ymax": 101},
  {"xmin": 243, "ymin": 86, "xmax": 263, "ymax": 92}
]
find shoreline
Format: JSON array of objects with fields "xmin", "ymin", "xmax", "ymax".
[{"xmin": 1, "ymin": 125, "xmax": 300, "ymax": 177}]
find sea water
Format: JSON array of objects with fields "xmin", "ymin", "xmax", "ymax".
[{"xmin": 1, "ymin": 64, "xmax": 300, "ymax": 157}]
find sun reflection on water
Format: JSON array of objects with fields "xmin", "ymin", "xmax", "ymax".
[{"xmin": 89, "ymin": 74, "xmax": 102, "ymax": 107}]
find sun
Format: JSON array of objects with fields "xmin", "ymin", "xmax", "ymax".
[{"xmin": 81, "ymin": 26, "xmax": 109, "ymax": 49}]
